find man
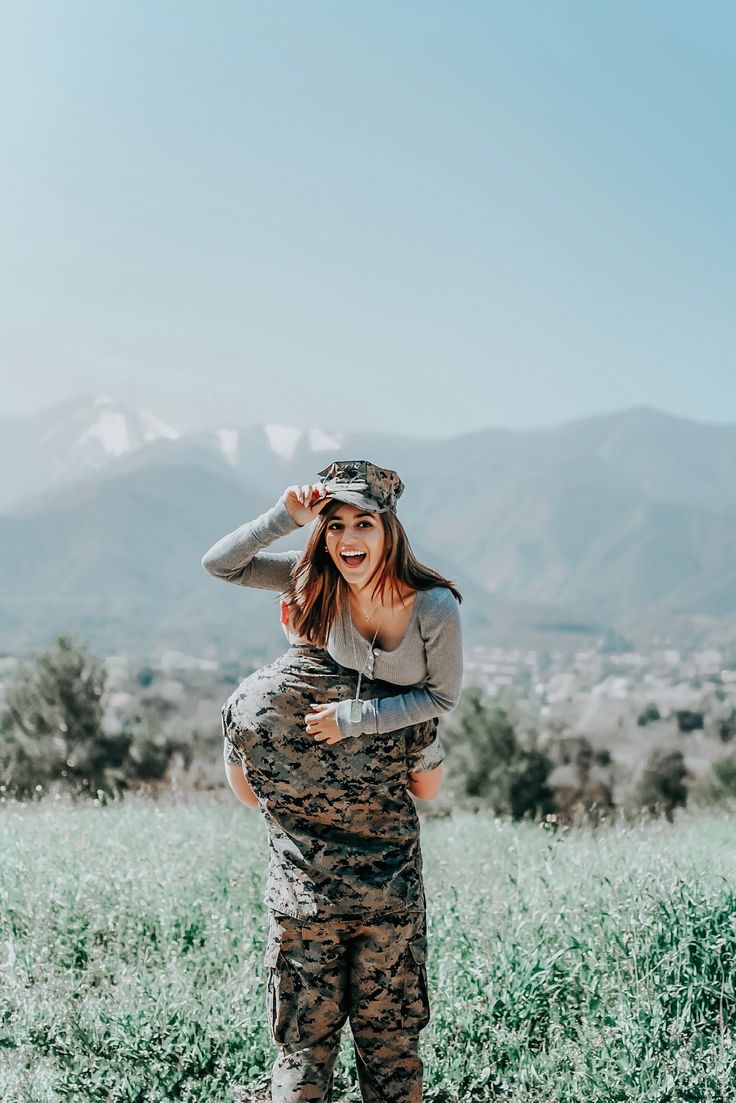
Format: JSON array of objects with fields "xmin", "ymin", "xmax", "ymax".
[{"xmin": 222, "ymin": 597, "xmax": 445, "ymax": 1103}]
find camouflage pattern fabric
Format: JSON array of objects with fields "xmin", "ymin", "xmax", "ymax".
[
  {"xmin": 222, "ymin": 643, "xmax": 445, "ymax": 920},
  {"xmin": 265, "ymin": 905, "xmax": 430, "ymax": 1103},
  {"xmin": 315, "ymin": 459, "xmax": 405, "ymax": 513}
]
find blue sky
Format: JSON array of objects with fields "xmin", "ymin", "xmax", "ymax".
[{"xmin": 1, "ymin": 1, "xmax": 734, "ymax": 438}]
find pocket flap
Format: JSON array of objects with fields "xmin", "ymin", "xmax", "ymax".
[{"xmin": 409, "ymin": 939, "xmax": 427, "ymax": 965}]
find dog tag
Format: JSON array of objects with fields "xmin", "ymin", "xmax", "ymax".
[{"xmin": 350, "ymin": 699, "xmax": 362, "ymax": 723}]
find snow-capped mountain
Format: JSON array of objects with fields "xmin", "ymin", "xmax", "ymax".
[
  {"xmin": 0, "ymin": 395, "xmax": 181, "ymax": 511},
  {"xmin": 0, "ymin": 396, "xmax": 350, "ymax": 513},
  {"xmin": 76, "ymin": 396, "xmax": 179, "ymax": 456},
  {"xmin": 212, "ymin": 422, "xmax": 343, "ymax": 468}
]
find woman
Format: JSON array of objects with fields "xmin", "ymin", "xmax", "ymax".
[{"xmin": 201, "ymin": 459, "xmax": 463, "ymax": 742}]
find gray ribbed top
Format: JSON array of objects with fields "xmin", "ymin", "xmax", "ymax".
[{"xmin": 201, "ymin": 497, "xmax": 463, "ymax": 738}]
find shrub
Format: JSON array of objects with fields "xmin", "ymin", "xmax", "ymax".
[
  {"xmin": 0, "ymin": 635, "xmax": 111, "ymax": 799},
  {"xmin": 712, "ymin": 752, "xmax": 736, "ymax": 797},
  {"xmin": 0, "ymin": 635, "xmax": 187, "ymax": 801},
  {"xmin": 631, "ymin": 749, "xmax": 690, "ymax": 822},
  {"xmin": 637, "ymin": 702, "xmax": 661, "ymax": 726},
  {"xmin": 718, "ymin": 709, "xmax": 736, "ymax": 744},
  {"xmin": 676, "ymin": 709, "xmax": 704, "ymax": 733},
  {"xmin": 444, "ymin": 686, "xmax": 554, "ymax": 820}
]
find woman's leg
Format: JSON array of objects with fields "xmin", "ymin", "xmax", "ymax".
[
  {"xmin": 265, "ymin": 911, "xmax": 351, "ymax": 1103},
  {"xmin": 347, "ymin": 908, "xmax": 430, "ymax": 1103}
]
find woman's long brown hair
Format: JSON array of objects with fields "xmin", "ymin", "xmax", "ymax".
[{"xmin": 284, "ymin": 498, "xmax": 463, "ymax": 648}]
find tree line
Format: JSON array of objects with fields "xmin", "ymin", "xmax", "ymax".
[{"xmin": 2, "ymin": 634, "xmax": 736, "ymax": 821}]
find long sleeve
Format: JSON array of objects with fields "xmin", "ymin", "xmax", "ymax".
[
  {"xmin": 335, "ymin": 587, "xmax": 463, "ymax": 739},
  {"xmin": 201, "ymin": 497, "xmax": 301, "ymax": 592}
]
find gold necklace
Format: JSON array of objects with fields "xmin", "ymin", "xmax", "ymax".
[{"xmin": 350, "ymin": 589, "xmax": 381, "ymax": 622}]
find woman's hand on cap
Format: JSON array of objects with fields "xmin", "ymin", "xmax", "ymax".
[{"xmin": 283, "ymin": 484, "xmax": 331, "ymax": 526}]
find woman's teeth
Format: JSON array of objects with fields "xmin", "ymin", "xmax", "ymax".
[{"xmin": 340, "ymin": 551, "xmax": 367, "ymax": 568}]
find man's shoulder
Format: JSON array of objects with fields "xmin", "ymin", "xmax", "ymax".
[
  {"xmin": 230, "ymin": 654, "xmax": 293, "ymax": 698},
  {"xmin": 233, "ymin": 656, "xmax": 281, "ymax": 690},
  {"xmin": 228, "ymin": 649, "xmax": 354, "ymax": 712}
]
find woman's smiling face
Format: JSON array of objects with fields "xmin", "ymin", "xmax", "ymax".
[{"xmin": 324, "ymin": 503, "xmax": 386, "ymax": 587}]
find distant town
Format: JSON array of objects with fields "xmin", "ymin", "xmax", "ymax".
[
  {"xmin": 465, "ymin": 640, "xmax": 736, "ymax": 731},
  {"xmin": 3, "ymin": 634, "xmax": 736, "ymax": 815},
  {"xmin": 3, "ymin": 639, "xmax": 734, "ymax": 751}
]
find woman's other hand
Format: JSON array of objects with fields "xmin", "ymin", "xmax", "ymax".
[
  {"xmin": 283, "ymin": 484, "xmax": 331, "ymax": 527},
  {"xmin": 304, "ymin": 702, "xmax": 342, "ymax": 745}
]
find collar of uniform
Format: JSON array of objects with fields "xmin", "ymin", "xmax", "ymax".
[{"xmin": 288, "ymin": 643, "xmax": 326, "ymax": 656}]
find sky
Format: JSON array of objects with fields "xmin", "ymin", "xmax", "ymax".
[{"xmin": 1, "ymin": 1, "xmax": 734, "ymax": 439}]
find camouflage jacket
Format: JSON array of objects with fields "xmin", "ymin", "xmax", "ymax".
[{"xmin": 222, "ymin": 643, "xmax": 445, "ymax": 920}]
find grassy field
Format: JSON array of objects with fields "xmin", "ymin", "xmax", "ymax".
[{"xmin": 2, "ymin": 794, "xmax": 736, "ymax": 1103}]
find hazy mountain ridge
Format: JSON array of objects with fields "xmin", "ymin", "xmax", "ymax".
[
  {"xmin": 0, "ymin": 460, "xmax": 510, "ymax": 657},
  {"xmin": 7, "ymin": 399, "xmax": 736, "ymax": 517},
  {"xmin": 2, "ymin": 398, "xmax": 736, "ymax": 656},
  {"xmin": 0, "ymin": 396, "xmax": 350, "ymax": 514},
  {"xmin": 0, "ymin": 396, "xmax": 180, "ymax": 513}
]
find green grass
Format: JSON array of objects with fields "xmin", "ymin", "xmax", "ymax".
[{"xmin": 2, "ymin": 795, "xmax": 736, "ymax": 1102}]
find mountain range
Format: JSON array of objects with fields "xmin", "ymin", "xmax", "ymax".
[{"xmin": 1, "ymin": 396, "xmax": 735, "ymax": 659}]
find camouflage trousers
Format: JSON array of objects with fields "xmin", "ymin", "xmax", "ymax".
[{"xmin": 264, "ymin": 906, "xmax": 430, "ymax": 1103}]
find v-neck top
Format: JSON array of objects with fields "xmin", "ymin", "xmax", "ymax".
[
  {"xmin": 333, "ymin": 589, "xmax": 425, "ymax": 681},
  {"xmin": 201, "ymin": 495, "xmax": 464, "ymax": 739}
]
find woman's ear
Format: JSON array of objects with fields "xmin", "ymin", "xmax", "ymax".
[{"xmin": 279, "ymin": 598, "xmax": 290, "ymax": 627}]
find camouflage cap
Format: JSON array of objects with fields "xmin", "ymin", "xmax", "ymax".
[{"xmin": 316, "ymin": 459, "xmax": 405, "ymax": 514}]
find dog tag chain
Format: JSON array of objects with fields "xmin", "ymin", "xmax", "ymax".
[{"xmin": 348, "ymin": 614, "xmax": 381, "ymax": 724}]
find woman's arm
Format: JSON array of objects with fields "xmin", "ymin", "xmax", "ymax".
[
  {"xmin": 335, "ymin": 588, "xmax": 463, "ymax": 739},
  {"xmin": 201, "ymin": 497, "xmax": 301, "ymax": 591},
  {"xmin": 201, "ymin": 484, "xmax": 331, "ymax": 590}
]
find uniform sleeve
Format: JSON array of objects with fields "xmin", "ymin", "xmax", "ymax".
[
  {"xmin": 223, "ymin": 734, "xmax": 244, "ymax": 767},
  {"xmin": 335, "ymin": 588, "xmax": 463, "ymax": 739},
  {"xmin": 201, "ymin": 496, "xmax": 301, "ymax": 591},
  {"xmin": 407, "ymin": 735, "xmax": 446, "ymax": 775},
  {"xmin": 404, "ymin": 716, "xmax": 446, "ymax": 774},
  {"xmin": 221, "ymin": 702, "xmax": 245, "ymax": 767},
  {"xmin": 404, "ymin": 717, "xmax": 439, "ymax": 759}
]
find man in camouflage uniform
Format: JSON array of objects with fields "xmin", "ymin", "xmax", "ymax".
[{"xmin": 222, "ymin": 599, "xmax": 445, "ymax": 1103}]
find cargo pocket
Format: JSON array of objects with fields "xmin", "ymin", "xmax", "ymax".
[
  {"xmin": 265, "ymin": 942, "xmax": 301, "ymax": 1047},
  {"xmin": 402, "ymin": 936, "xmax": 431, "ymax": 1031}
]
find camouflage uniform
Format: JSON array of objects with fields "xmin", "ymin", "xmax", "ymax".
[{"xmin": 222, "ymin": 643, "xmax": 445, "ymax": 1103}]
